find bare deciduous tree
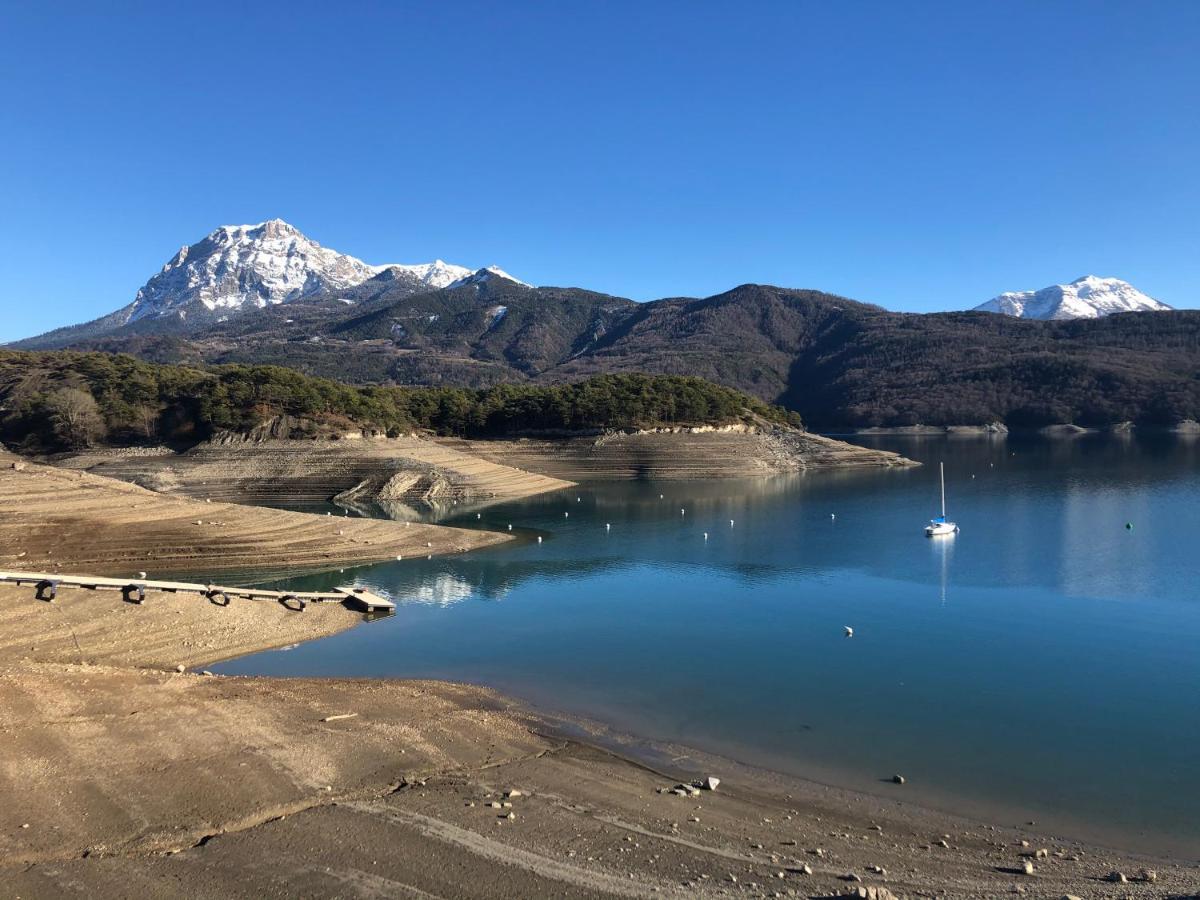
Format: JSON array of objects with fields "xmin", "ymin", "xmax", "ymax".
[
  {"xmin": 47, "ymin": 388, "xmax": 105, "ymax": 448},
  {"xmin": 132, "ymin": 404, "xmax": 159, "ymax": 439}
]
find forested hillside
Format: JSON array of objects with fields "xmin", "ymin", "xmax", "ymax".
[
  {"xmin": 19, "ymin": 281, "xmax": 1200, "ymax": 428},
  {"xmin": 0, "ymin": 351, "xmax": 799, "ymax": 451}
]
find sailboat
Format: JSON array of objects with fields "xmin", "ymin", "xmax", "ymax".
[{"xmin": 925, "ymin": 462, "xmax": 959, "ymax": 537}]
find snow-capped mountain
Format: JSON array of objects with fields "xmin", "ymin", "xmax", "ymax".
[
  {"xmin": 13, "ymin": 219, "xmax": 523, "ymax": 348},
  {"xmin": 974, "ymin": 276, "xmax": 1171, "ymax": 320},
  {"xmin": 122, "ymin": 219, "xmax": 486, "ymax": 325}
]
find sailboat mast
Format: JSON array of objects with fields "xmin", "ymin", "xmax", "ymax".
[{"xmin": 940, "ymin": 462, "xmax": 946, "ymax": 518}]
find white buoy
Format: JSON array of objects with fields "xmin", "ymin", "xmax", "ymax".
[
  {"xmin": 537, "ymin": 535, "xmax": 543, "ymax": 543},
  {"xmin": 831, "ymin": 513, "xmax": 836, "ymax": 520},
  {"xmin": 681, "ymin": 508, "xmax": 686, "ymax": 516},
  {"xmin": 659, "ymin": 494, "xmax": 664, "ymax": 499},
  {"xmin": 730, "ymin": 519, "xmax": 735, "ymax": 527},
  {"xmin": 844, "ymin": 625, "xmax": 854, "ymax": 638},
  {"xmin": 564, "ymin": 511, "xmax": 569, "ymax": 518},
  {"xmin": 507, "ymin": 524, "xmax": 513, "ymax": 531},
  {"xmin": 577, "ymin": 497, "xmax": 581, "ymax": 502},
  {"xmin": 477, "ymin": 513, "xmax": 481, "ymax": 519},
  {"xmin": 703, "ymin": 532, "xmax": 708, "ymax": 540},
  {"xmin": 606, "ymin": 523, "xmax": 611, "ymax": 531}
]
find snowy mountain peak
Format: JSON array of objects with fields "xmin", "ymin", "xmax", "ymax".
[
  {"xmin": 122, "ymin": 219, "xmax": 380, "ymax": 324},
  {"xmin": 974, "ymin": 276, "xmax": 1171, "ymax": 320},
  {"xmin": 448, "ymin": 266, "xmax": 532, "ymax": 290},
  {"xmin": 378, "ymin": 259, "xmax": 474, "ymax": 290},
  {"xmin": 104, "ymin": 220, "xmax": 521, "ymax": 329}
]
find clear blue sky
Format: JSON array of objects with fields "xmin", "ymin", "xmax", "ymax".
[{"xmin": 1, "ymin": 1, "xmax": 1197, "ymax": 341}]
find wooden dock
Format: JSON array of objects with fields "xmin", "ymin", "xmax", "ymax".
[{"xmin": 0, "ymin": 570, "xmax": 396, "ymax": 614}]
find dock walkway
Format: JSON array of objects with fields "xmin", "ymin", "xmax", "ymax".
[{"xmin": 0, "ymin": 570, "xmax": 395, "ymax": 614}]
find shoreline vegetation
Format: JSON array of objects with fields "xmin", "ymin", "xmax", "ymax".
[
  {"xmin": 0, "ymin": 351, "xmax": 802, "ymax": 453},
  {"xmin": 0, "ymin": 455, "xmax": 1192, "ymax": 897}
]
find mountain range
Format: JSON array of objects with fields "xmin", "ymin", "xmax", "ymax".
[{"xmin": 11, "ymin": 221, "xmax": 1198, "ymax": 428}]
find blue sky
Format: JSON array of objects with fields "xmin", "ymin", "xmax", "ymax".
[{"xmin": 0, "ymin": 1, "xmax": 1197, "ymax": 341}]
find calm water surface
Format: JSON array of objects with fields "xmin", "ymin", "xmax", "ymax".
[{"xmin": 216, "ymin": 436, "xmax": 1200, "ymax": 856}]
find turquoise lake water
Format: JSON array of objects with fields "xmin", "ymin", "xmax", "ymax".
[{"xmin": 215, "ymin": 436, "xmax": 1200, "ymax": 857}]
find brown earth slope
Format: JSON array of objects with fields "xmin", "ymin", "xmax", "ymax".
[
  {"xmin": 0, "ymin": 451, "xmax": 509, "ymax": 582},
  {"xmin": 440, "ymin": 427, "xmax": 915, "ymax": 481},
  {"xmin": 58, "ymin": 435, "xmax": 574, "ymax": 514}
]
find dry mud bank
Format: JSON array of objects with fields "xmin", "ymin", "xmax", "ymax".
[
  {"xmin": 58, "ymin": 435, "xmax": 573, "ymax": 511},
  {"xmin": 0, "ymin": 451, "xmax": 509, "ymax": 582},
  {"xmin": 439, "ymin": 427, "xmax": 916, "ymax": 481}
]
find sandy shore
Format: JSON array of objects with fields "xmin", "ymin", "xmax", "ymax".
[
  {"xmin": 0, "ymin": 452, "xmax": 509, "ymax": 583},
  {"xmin": 0, "ymin": 457, "xmax": 1193, "ymax": 898}
]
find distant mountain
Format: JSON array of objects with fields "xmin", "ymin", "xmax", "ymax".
[
  {"xmin": 40, "ymin": 280, "xmax": 1200, "ymax": 429},
  {"xmin": 11, "ymin": 225, "xmax": 1200, "ymax": 428},
  {"xmin": 974, "ymin": 275, "xmax": 1171, "ymax": 320},
  {"xmin": 13, "ymin": 220, "xmax": 519, "ymax": 349}
]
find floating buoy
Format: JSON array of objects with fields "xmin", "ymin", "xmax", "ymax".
[
  {"xmin": 831, "ymin": 513, "xmax": 836, "ymax": 520},
  {"xmin": 703, "ymin": 532, "xmax": 708, "ymax": 540},
  {"xmin": 564, "ymin": 511, "xmax": 569, "ymax": 518},
  {"xmin": 507, "ymin": 524, "xmax": 513, "ymax": 531},
  {"xmin": 537, "ymin": 535, "xmax": 543, "ymax": 543},
  {"xmin": 477, "ymin": 513, "xmax": 481, "ymax": 519},
  {"xmin": 730, "ymin": 519, "xmax": 735, "ymax": 527},
  {"xmin": 1126, "ymin": 522, "xmax": 1133, "ymax": 530},
  {"xmin": 659, "ymin": 494, "xmax": 664, "ymax": 499},
  {"xmin": 577, "ymin": 497, "xmax": 581, "ymax": 502},
  {"xmin": 680, "ymin": 508, "xmax": 686, "ymax": 516},
  {"xmin": 605, "ymin": 523, "xmax": 611, "ymax": 531}
]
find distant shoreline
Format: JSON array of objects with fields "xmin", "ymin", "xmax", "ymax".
[{"xmin": 825, "ymin": 421, "xmax": 1200, "ymax": 437}]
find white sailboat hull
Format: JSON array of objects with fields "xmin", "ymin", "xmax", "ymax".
[{"xmin": 924, "ymin": 461, "xmax": 958, "ymax": 536}]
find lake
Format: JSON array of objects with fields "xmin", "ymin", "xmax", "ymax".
[{"xmin": 214, "ymin": 435, "xmax": 1200, "ymax": 857}]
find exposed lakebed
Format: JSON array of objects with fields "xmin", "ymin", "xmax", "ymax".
[{"xmin": 216, "ymin": 435, "xmax": 1200, "ymax": 858}]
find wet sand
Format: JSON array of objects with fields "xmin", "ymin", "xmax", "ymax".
[{"xmin": 0, "ymin": 457, "xmax": 1194, "ymax": 898}]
